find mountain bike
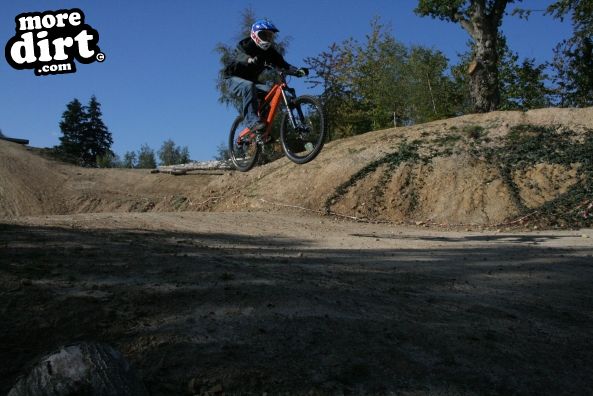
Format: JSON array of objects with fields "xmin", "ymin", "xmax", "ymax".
[{"xmin": 228, "ymin": 66, "xmax": 326, "ymax": 172}]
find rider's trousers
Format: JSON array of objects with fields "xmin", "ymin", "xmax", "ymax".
[{"xmin": 226, "ymin": 76, "xmax": 270, "ymax": 127}]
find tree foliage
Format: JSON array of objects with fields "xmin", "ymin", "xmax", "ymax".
[
  {"xmin": 453, "ymin": 35, "xmax": 552, "ymax": 111},
  {"xmin": 56, "ymin": 96, "xmax": 113, "ymax": 167},
  {"xmin": 306, "ymin": 18, "xmax": 460, "ymax": 139},
  {"xmin": 57, "ymin": 98, "xmax": 86, "ymax": 164},
  {"xmin": 500, "ymin": 57, "xmax": 551, "ymax": 110},
  {"xmin": 137, "ymin": 144, "xmax": 157, "ymax": 169},
  {"xmin": 96, "ymin": 152, "xmax": 121, "ymax": 168},
  {"xmin": 122, "ymin": 151, "xmax": 137, "ymax": 168},
  {"xmin": 415, "ymin": 0, "xmax": 521, "ymax": 112},
  {"xmin": 84, "ymin": 96, "xmax": 113, "ymax": 166},
  {"xmin": 214, "ymin": 142, "xmax": 230, "ymax": 161},
  {"xmin": 214, "ymin": 7, "xmax": 256, "ymax": 110},
  {"xmin": 157, "ymin": 139, "xmax": 190, "ymax": 166},
  {"xmin": 405, "ymin": 46, "xmax": 462, "ymax": 121},
  {"xmin": 548, "ymin": 0, "xmax": 593, "ymax": 29},
  {"xmin": 548, "ymin": 0, "xmax": 593, "ymax": 106},
  {"xmin": 305, "ymin": 40, "xmax": 358, "ymax": 138}
]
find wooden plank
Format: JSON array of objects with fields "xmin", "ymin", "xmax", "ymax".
[{"xmin": 157, "ymin": 160, "xmax": 234, "ymax": 174}]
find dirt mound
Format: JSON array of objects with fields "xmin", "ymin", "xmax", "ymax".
[
  {"xmin": 1, "ymin": 107, "xmax": 592, "ymax": 227},
  {"xmin": 0, "ymin": 144, "xmax": 241, "ymax": 217},
  {"xmin": 0, "ymin": 142, "xmax": 69, "ymax": 217},
  {"xmin": 222, "ymin": 107, "xmax": 593, "ymax": 227}
]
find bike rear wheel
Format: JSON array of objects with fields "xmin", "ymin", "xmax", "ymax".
[
  {"xmin": 228, "ymin": 116, "xmax": 260, "ymax": 172},
  {"xmin": 280, "ymin": 95, "xmax": 326, "ymax": 164}
]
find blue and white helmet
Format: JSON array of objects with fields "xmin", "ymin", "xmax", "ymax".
[{"xmin": 250, "ymin": 19, "xmax": 279, "ymax": 51}]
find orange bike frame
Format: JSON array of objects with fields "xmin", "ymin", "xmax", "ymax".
[{"xmin": 238, "ymin": 80, "xmax": 287, "ymax": 142}]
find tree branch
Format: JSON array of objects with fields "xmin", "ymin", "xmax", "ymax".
[{"xmin": 457, "ymin": 15, "xmax": 476, "ymax": 38}]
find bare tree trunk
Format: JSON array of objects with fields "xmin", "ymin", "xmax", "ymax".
[
  {"xmin": 469, "ymin": 21, "xmax": 500, "ymax": 112},
  {"xmin": 458, "ymin": 0, "xmax": 507, "ymax": 112}
]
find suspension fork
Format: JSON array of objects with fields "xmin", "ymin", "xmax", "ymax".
[{"xmin": 281, "ymin": 88, "xmax": 300, "ymax": 129}]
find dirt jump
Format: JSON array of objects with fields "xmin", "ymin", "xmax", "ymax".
[{"xmin": 1, "ymin": 107, "xmax": 592, "ymax": 395}]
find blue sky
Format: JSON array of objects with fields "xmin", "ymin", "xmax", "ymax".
[{"xmin": 1, "ymin": 1, "xmax": 572, "ymax": 161}]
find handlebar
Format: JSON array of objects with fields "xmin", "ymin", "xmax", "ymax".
[{"xmin": 263, "ymin": 62, "xmax": 308, "ymax": 77}]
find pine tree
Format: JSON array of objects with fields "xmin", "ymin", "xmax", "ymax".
[
  {"xmin": 57, "ymin": 98, "xmax": 86, "ymax": 164},
  {"xmin": 84, "ymin": 96, "xmax": 113, "ymax": 167},
  {"xmin": 56, "ymin": 96, "xmax": 113, "ymax": 167}
]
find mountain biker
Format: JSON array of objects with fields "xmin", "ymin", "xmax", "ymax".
[{"xmin": 223, "ymin": 19, "xmax": 308, "ymax": 136}]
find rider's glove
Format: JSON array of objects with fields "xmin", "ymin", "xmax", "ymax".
[
  {"xmin": 296, "ymin": 67, "xmax": 309, "ymax": 77},
  {"xmin": 247, "ymin": 56, "xmax": 259, "ymax": 65}
]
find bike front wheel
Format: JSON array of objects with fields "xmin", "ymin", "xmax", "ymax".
[
  {"xmin": 280, "ymin": 95, "xmax": 326, "ymax": 165},
  {"xmin": 228, "ymin": 116, "xmax": 260, "ymax": 172}
]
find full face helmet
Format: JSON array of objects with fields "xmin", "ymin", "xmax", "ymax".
[{"xmin": 250, "ymin": 19, "xmax": 279, "ymax": 50}]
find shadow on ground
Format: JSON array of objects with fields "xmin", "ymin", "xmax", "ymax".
[{"xmin": 1, "ymin": 223, "xmax": 592, "ymax": 395}]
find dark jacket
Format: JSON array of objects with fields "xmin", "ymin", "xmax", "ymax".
[{"xmin": 224, "ymin": 37, "xmax": 293, "ymax": 82}]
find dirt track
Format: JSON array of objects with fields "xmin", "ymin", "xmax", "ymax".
[
  {"xmin": 1, "ymin": 107, "xmax": 593, "ymax": 394},
  {"xmin": 2, "ymin": 212, "xmax": 593, "ymax": 395}
]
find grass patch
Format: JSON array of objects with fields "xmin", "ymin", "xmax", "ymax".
[
  {"xmin": 325, "ymin": 141, "xmax": 421, "ymax": 212},
  {"xmin": 484, "ymin": 124, "xmax": 593, "ymax": 228},
  {"xmin": 347, "ymin": 147, "xmax": 365, "ymax": 155},
  {"xmin": 432, "ymin": 134, "xmax": 462, "ymax": 147},
  {"xmin": 462, "ymin": 125, "xmax": 485, "ymax": 140},
  {"xmin": 171, "ymin": 195, "xmax": 188, "ymax": 210}
]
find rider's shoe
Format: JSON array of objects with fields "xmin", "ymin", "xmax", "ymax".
[{"xmin": 248, "ymin": 121, "xmax": 269, "ymax": 144}]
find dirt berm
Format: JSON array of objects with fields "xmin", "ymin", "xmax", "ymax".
[{"xmin": 1, "ymin": 107, "xmax": 592, "ymax": 228}]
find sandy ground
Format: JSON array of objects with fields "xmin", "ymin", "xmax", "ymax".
[{"xmin": 1, "ymin": 211, "xmax": 592, "ymax": 395}]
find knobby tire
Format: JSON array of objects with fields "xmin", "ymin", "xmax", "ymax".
[
  {"xmin": 228, "ymin": 116, "xmax": 260, "ymax": 172},
  {"xmin": 280, "ymin": 95, "xmax": 326, "ymax": 165}
]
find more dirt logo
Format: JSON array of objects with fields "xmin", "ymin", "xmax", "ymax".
[{"xmin": 5, "ymin": 8, "xmax": 105, "ymax": 76}]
